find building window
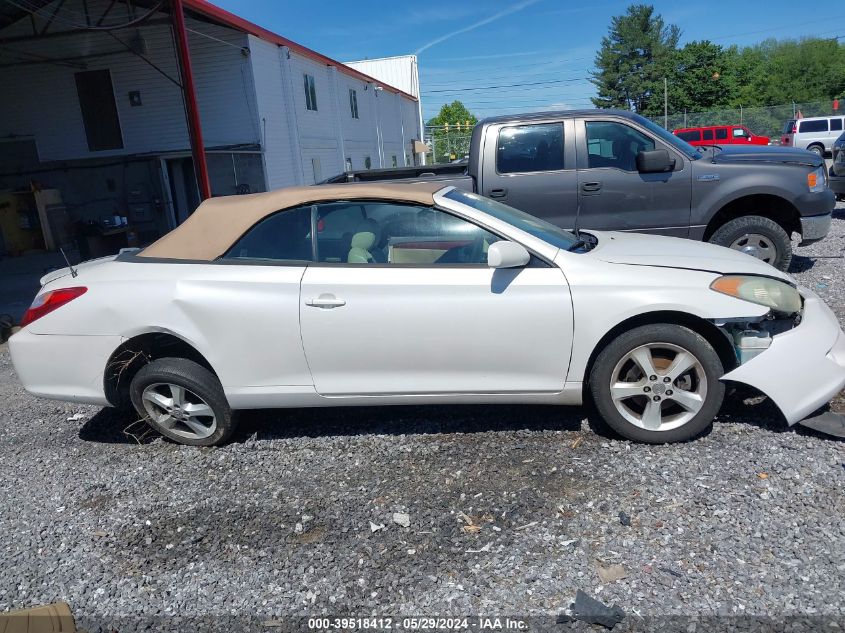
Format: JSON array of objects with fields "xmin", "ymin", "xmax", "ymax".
[
  {"xmin": 345, "ymin": 157, "xmax": 352, "ymax": 172},
  {"xmin": 364, "ymin": 156, "xmax": 372, "ymax": 169},
  {"xmin": 349, "ymin": 89, "xmax": 359, "ymax": 119},
  {"xmin": 391, "ymin": 155, "xmax": 398, "ymax": 167},
  {"xmin": 405, "ymin": 154, "xmax": 411, "ymax": 166},
  {"xmin": 311, "ymin": 157, "xmax": 322, "ymax": 183},
  {"xmin": 304, "ymin": 74, "xmax": 317, "ymax": 111},
  {"xmin": 74, "ymin": 69, "xmax": 123, "ymax": 151}
]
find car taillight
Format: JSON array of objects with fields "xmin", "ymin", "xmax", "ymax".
[{"xmin": 20, "ymin": 287, "xmax": 87, "ymax": 328}]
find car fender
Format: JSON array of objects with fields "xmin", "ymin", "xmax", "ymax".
[
  {"xmin": 557, "ymin": 256, "xmax": 769, "ymax": 382},
  {"xmin": 692, "ymin": 169, "xmax": 802, "ymax": 229}
]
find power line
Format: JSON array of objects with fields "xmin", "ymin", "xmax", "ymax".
[
  {"xmin": 423, "ymin": 76, "xmax": 589, "ymax": 94},
  {"xmin": 422, "ymin": 68, "xmax": 590, "ymax": 89},
  {"xmin": 420, "ymin": 53, "xmax": 595, "ymax": 79}
]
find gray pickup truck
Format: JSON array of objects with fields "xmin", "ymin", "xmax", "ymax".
[{"xmin": 336, "ymin": 109, "xmax": 835, "ymax": 271}]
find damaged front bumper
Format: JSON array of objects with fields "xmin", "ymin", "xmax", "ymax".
[{"xmin": 721, "ymin": 287, "xmax": 845, "ymax": 428}]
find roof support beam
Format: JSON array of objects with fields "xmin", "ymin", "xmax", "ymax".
[
  {"xmin": 0, "ymin": 17, "xmax": 171, "ymax": 45},
  {"xmin": 39, "ymin": 0, "xmax": 66, "ymax": 35}
]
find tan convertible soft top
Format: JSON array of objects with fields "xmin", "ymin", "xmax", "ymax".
[{"xmin": 139, "ymin": 182, "xmax": 446, "ymax": 261}]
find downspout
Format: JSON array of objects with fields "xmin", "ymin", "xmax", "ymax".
[
  {"xmin": 280, "ymin": 46, "xmax": 306, "ymax": 185},
  {"xmin": 328, "ymin": 66, "xmax": 347, "ymax": 173},
  {"xmin": 171, "ymin": 0, "xmax": 211, "ymax": 200},
  {"xmin": 373, "ymin": 85, "xmax": 384, "ymax": 168}
]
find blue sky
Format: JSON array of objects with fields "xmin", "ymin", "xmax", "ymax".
[{"xmin": 213, "ymin": 0, "xmax": 845, "ymax": 122}]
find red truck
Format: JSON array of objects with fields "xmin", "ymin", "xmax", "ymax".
[{"xmin": 673, "ymin": 125, "xmax": 770, "ymax": 146}]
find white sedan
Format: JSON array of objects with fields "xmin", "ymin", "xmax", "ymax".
[{"xmin": 9, "ymin": 183, "xmax": 845, "ymax": 446}]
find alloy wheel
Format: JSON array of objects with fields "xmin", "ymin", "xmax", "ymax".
[
  {"xmin": 141, "ymin": 382, "xmax": 217, "ymax": 440},
  {"xmin": 729, "ymin": 233, "xmax": 776, "ymax": 263},
  {"xmin": 609, "ymin": 342, "xmax": 707, "ymax": 431}
]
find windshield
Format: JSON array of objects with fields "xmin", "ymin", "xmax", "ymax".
[
  {"xmin": 443, "ymin": 189, "xmax": 578, "ymax": 250},
  {"xmin": 633, "ymin": 114, "xmax": 700, "ymax": 160}
]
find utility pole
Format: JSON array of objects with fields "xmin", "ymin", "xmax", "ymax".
[{"xmin": 664, "ymin": 77, "xmax": 668, "ymax": 129}]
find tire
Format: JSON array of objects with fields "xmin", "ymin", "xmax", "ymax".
[
  {"xmin": 708, "ymin": 215, "xmax": 792, "ymax": 271},
  {"xmin": 129, "ymin": 357, "xmax": 235, "ymax": 446},
  {"xmin": 589, "ymin": 324, "xmax": 725, "ymax": 444},
  {"xmin": 807, "ymin": 144, "xmax": 825, "ymax": 158}
]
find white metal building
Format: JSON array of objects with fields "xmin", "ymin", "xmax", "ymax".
[
  {"xmin": 345, "ymin": 55, "xmax": 426, "ymax": 164},
  {"xmin": 0, "ymin": 0, "xmax": 424, "ymax": 253}
]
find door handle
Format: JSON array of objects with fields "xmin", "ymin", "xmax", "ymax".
[
  {"xmin": 489, "ymin": 188, "xmax": 508, "ymax": 198},
  {"xmin": 305, "ymin": 295, "xmax": 346, "ymax": 308},
  {"xmin": 581, "ymin": 181, "xmax": 602, "ymax": 192}
]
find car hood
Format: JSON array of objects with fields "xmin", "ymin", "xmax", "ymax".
[
  {"xmin": 704, "ymin": 144, "xmax": 822, "ymax": 168},
  {"xmin": 588, "ymin": 231, "xmax": 792, "ymax": 281}
]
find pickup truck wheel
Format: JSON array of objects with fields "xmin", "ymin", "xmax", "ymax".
[
  {"xmin": 708, "ymin": 215, "xmax": 792, "ymax": 271},
  {"xmin": 589, "ymin": 324, "xmax": 725, "ymax": 444},
  {"xmin": 129, "ymin": 357, "xmax": 235, "ymax": 446}
]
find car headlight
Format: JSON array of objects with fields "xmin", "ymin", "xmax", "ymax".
[
  {"xmin": 807, "ymin": 165, "xmax": 827, "ymax": 192},
  {"xmin": 710, "ymin": 275, "xmax": 802, "ymax": 313}
]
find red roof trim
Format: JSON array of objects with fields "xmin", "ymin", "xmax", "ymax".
[{"xmin": 183, "ymin": 0, "xmax": 418, "ymax": 102}]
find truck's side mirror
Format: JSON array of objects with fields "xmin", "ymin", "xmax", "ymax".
[{"xmin": 637, "ymin": 149, "xmax": 675, "ymax": 173}]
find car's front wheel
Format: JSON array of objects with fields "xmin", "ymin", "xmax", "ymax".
[
  {"xmin": 589, "ymin": 324, "xmax": 725, "ymax": 443},
  {"xmin": 129, "ymin": 357, "xmax": 235, "ymax": 446}
]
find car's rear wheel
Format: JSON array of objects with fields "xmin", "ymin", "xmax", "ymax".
[
  {"xmin": 708, "ymin": 215, "xmax": 792, "ymax": 271},
  {"xmin": 589, "ymin": 324, "xmax": 725, "ymax": 443},
  {"xmin": 129, "ymin": 357, "xmax": 235, "ymax": 446},
  {"xmin": 807, "ymin": 144, "xmax": 825, "ymax": 158}
]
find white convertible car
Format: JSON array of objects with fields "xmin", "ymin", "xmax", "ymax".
[{"xmin": 9, "ymin": 183, "xmax": 845, "ymax": 446}]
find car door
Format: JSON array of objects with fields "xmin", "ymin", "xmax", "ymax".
[
  {"xmin": 298, "ymin": 200, "xmax": 573, "ymax": 396},
  {"xmin": 575, "ymin": 118, "xmax": 692, "ymax": 237},
  {"xmin": 479, "ymin": 119, "xmax": 579, "ymax": 229}
]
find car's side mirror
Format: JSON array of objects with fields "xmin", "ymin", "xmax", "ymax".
[
  {"xmin": 637, "ymin": 149, "xmax": 675, "ymax": 173},
  {"xmin": 487, "ymin": 241, "xmax": 530, "ymax": 269}
]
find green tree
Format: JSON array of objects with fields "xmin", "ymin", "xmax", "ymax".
[
  {"xmin": 426, "ymin": 101, "xmax": 478, "ymax": 163},
  {"xmin": 590, "ymin": 4, "xmax": 680, "ymax": 113},
  {"xmin": 662, "ymin": 40, "xmax": 737, "ymax": 114}
]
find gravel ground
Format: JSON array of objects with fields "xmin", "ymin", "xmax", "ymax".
[{"xmin": 1, "ymin": 205, "xmax": 844, "ymax": 632}]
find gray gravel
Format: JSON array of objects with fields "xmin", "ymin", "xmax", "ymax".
[{"xmin": 1, "ymin": 204, "xmax": 844, "ymax": 632}]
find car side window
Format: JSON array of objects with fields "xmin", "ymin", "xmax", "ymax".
[
  {"xmin": 315, "ymin": 201, "xmax": 501, "ymax": 265},
  {"xmin": 800, "ymin": 119, "xmax": 828, "ymax": 133},
  {"xmin": 732, "ymin": 127, "xmax": 746, "ymax": 138},
  {"xmin": 221, "ymin": 206, "xmax": 312, "ymax": 262},
  {"xmin": 715, "ymin": 127, "xmax": 728, "ymax": 140},
  {"xmin": 677, "ymin": 130, "xmax": 700, "ymax": 142},
  {"xmin": 831, "ymin": 119, "xmax": 843, "ymax": 131},
  {"xmin": 585, "ymin": 121, "xmax": 655, "ymax": 171},
  {"xmin": 496, "ymin": 123, "xmax": 564, "ymax": 173},
  {"xmin": 702, "ymin": 129, "xmax": 714, "ymax": 141}
]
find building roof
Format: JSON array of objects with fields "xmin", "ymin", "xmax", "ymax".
[
  {"xmin": 139, "ymin": 182, "xmax": 445, "ymax": 260},
  {"xmin": 184, "ymin": 0, "xmax": 418, "ymax": 102}
]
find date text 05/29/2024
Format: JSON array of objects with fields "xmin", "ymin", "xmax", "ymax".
[{"xmin": 307, "ymin": 617, "xmax": 529, "ymax": 630}]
